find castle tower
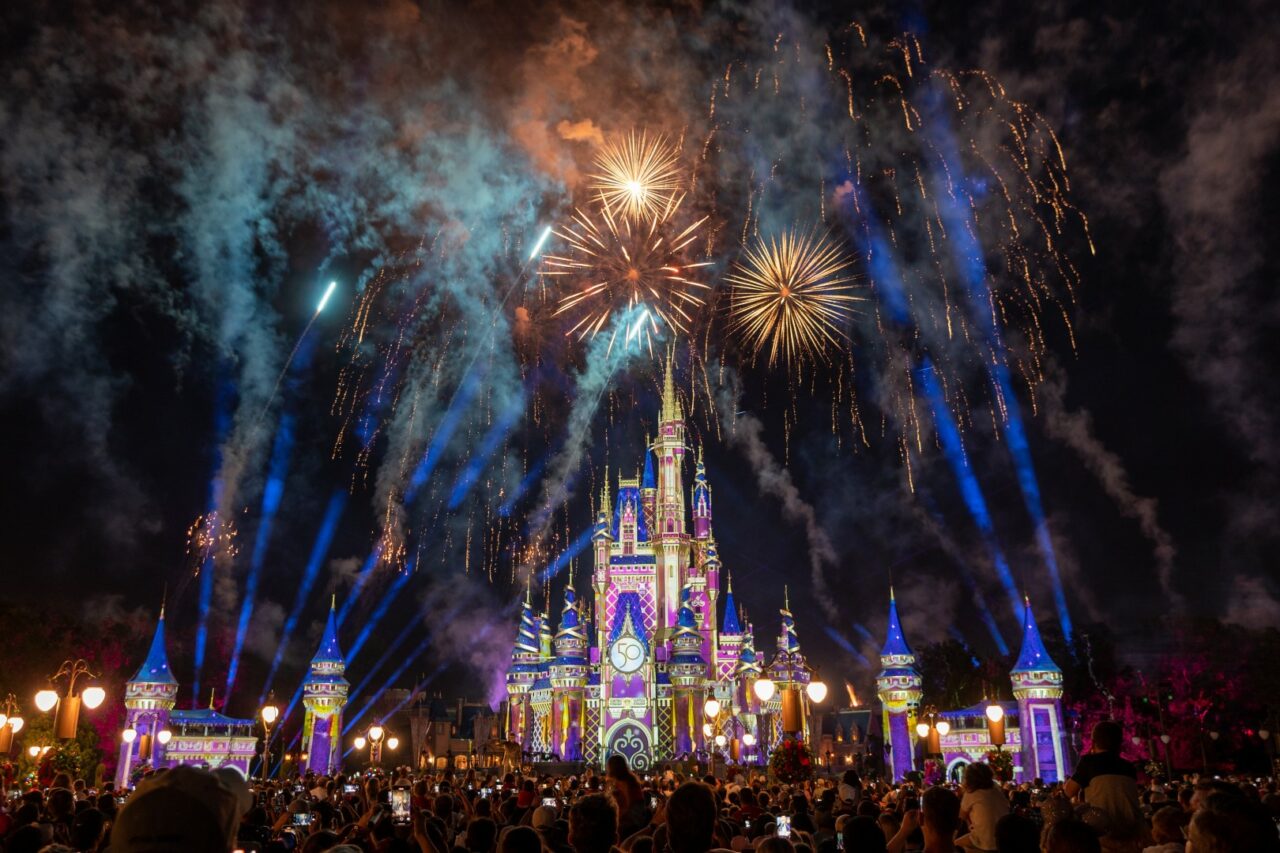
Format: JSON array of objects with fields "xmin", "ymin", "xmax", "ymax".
[
  {"xmin": 692, "ymin": 449, "xmax": 712, "ymax": 542},
  {"xmin": 715, "ymin": 570, "xmax": 744, "ymax": 682},
  {"xmin": 550, "ymin": 582, "xmax": 589, "ymax": 760},
  {"xmin": 654, "ymin": 350, "xmax": 687, "ymax": 631},
  {"xmin": 505, "ymin": 587, "xmax": 540, "ymax": 747},
  {"xmin": 302, "ymin": 598, "xmax": 349, "ymax": 775},
  {"xmin": 1010, "ymin": 596, "xmax": 1069, "ymax": 783},
  {"xmin": 116, "ymin": 606, "xmax": 179, "ymax": 788},
  {"xmin": 641, "ymin": 441, "xmax": 657, "ymax": 534},
  {"xmin": 767, "ymin": 590, "xmax": 813, "ymax": 741},
  {"xmin": 669, "ymin": 586, "xmax": 707, "ymax": 756},
  {"xmin": 876, "ymin": 588, "xmax": 923, "ymax": 781}
]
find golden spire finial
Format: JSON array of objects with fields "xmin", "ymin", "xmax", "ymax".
[
  {"xmin": 726, "ymin": 566, "xmax": 733, "ymax": 594},
  {"xmin": 159, "ymin": 583, "xmax": 168, "ymax": 620},
  {"xmin": 208, "ymin": 688, "xmax": 216, "ymax": 710},
  {"xmin": 661, "ymin": 346, "xmax": 678, "ymax": 422},
  {"xmin": 784, "ymin": 584, "xmax": 790, "ymax": 611},
  {"xmin": 330, "ymin": 592, "xmax": 337, "ymax": 612}
]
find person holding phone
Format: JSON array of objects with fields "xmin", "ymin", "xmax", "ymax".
[{"xmin": 889, "ymin": 786, "xmax": 962, "ymax": 853}]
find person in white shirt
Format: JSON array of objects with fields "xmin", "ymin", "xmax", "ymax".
[{"xmin": 955, "ymin": 762, "xmax": 1009, "ymax": 852}]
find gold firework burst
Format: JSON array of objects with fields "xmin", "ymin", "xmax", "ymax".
[
  {"xmin": 541, "ymin": 195, "xmax": 710, "ymax": 356},
  {"xmin": 727, "ymin": 228, "xmax": 860, "ymax": 367},
  {"xmin": 589, "ymin": 131, "xmax": 683, "ymax": 224}
]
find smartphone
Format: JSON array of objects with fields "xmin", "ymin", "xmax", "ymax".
[
  {"xmin": 292, "ymin": 811, "xmax": 312, "ymax": 827},
  {"xmin": 343, "ymin": 784, "xmax": 359, "ymax": 795},
  {"xmin": 836, "ymin": 831, "xmax": 844, "ymax": 851},
  {"xmin": 776, "ymin": 816, "xmax": 791, "ymax": 839},
  {"xmin": 650, "ymin": 795, "xmax": 658, "ymax": 809},
  {"xmin": 542, "ymin": 797, "xmax": 558, "ymax": 808},
  {"xmin": 433, "ymin": 784, "xmax": 440, "ymax": 793},
  {"xmin": 744, "ymin": 819, "xmax": 751, "ymax": 832},
  {"xmin": 481, "ymin": 787, "xmax": 492, "ymax": 799},
  {"xmin": 391, "ymin": 787, "xmax": 411, "ymax": 826}
]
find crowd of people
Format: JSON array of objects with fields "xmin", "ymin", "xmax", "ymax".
[{"xmin": 0, "ymin": 723, "xmax": 1277, "ymax": 853}]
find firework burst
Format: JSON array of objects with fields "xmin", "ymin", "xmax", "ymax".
[
  {"xmin": 542, "ymin": 194, "xmax": 711, "ymax": 356},
  {"xmin": 727, "ymin": 228, "xmax": 860, "ymax": 367},
  {"xmin": 184, "ymin": 510, "xmax": 239, "ymax": 575},
  {"xmin": 589, "ymin": 131, "xmax": 683, "ymax": 224}
]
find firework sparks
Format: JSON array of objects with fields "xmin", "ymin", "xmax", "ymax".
[
  {"xmin": 727, "ymin": 228, "xmax": 860, "ymax": 367},
  {"xmin": 589, "ymin": 131, "xmax": 683, "ymax": 224},
  {"xmin": 542, "ymin": 194, "xmax": 710, "ymax": 356},
  {"xmin": 185, "ymin": 510, "xmax": 239, "ymax": 575}
]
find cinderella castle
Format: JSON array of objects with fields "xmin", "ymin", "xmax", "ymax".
[{"xmin": 504, "ymin": 356, "xmax": 818, "ymax": 770}]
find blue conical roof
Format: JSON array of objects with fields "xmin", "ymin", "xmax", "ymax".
[
  {"xmin": 880, "ymin": 588, "xmax": 913, "ymax": 658},
  {"xmin": 721, "ymin": 589, "xmax": 742, "ymax": 635},
  {"xmin": 642, "ymin": 445, "xmax": 656, "ymax": 490},
  {"xmin": 311, "ymin": 599, "xmax": 345, "ymax": 665},
  {"xmin": 130, "ymin": 608, "xmax": 177, "ymax": 685},
  {"xmin": 1011, "ymin": 596, "xmax": 1060, "ymax": 674}
]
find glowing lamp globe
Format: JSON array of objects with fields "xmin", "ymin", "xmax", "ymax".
[
  {"xmin": 81, "ymin": 687, "xmax": 106, "ymax": 710},
  {"xmin": 261, "ymin": 705, "xmax": 279, "ymax": 725},
  {"xmin": 1160, "ymin": 734, "xmax": 1171, "ymax": 744},
  {"xmin": 704, "ymin": 698, "xmax": 721, "ymax": 718},
  {"xmin": 702, "ymin": 723, "xmax": 713, "ymax": 738},
  {"xmin": 1208, "ymin": 731, "xmax": 1219, "ymax": 741},
  {"xmin": 1261, "ymin": 730, "xmax": 1271, "ymax": 741},
  {"xmin": 1131, "ymin": 736, "xmax": 1142, "ymax": 746},
  {"xmin": 157, "ymin": 729, "xmax": 172, "ymax": 745},
  {"xmin": 806, "ymin": 681, "xmax": 828, "ymax": 703},
  {"xmin": 122, "ymin": 728, "xmax": 138, "ymax": 744},
  {"xmin": 354, "ymin": 736, "xmax": 367, "ymax": 750},
  {"xmin": 34, "ymin": 690, "xmax": 58, "ymax": 713},
  {"xmin": 935, "ymin": 720, "xmax": 951, "ymax": 737},
  {"xmin": 985, "ymin": 704, "xmax": 1004, "ymax": 723},
  {"xmin": 0, "ymin": 714, "xmax": 7, "ymax": 729},
  {"xmin": 28, "ymin": 746, "xmax": 40, "ymax": 758},
  {"xmin": 742, "ymin": 733, "xmax": 756, "ymax": 747},
  {"xmin": 715, "ymin": 734, "xmax": 727, "ymax": 747},
  {"xmin": 387, "ymin": 737, "xmax": 399, "ymax": 751},
  {"xmin": 753, "ymin": 678, "xmax": 776, "ymax": 703},
  {"xmin": 916, "ymin": 722, "xmax": 930, "ymax": 739},
  {"xmin": 369, "ymin": 725, "xmax": 385, "ymax": 742},
  {"xmin": 8, "ymin": 717, "xmax": 22, "ymax": 734}
]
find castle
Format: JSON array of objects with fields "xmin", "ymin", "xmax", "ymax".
[
  {"xmin": 115, "ymin": 599, "xmax": 348, "ymax": 787},
  {"xmin": 504, "ymin": 355, "xmax": 818, "ymax": 770},
  {"xmin": 875, "ymin": 590, "xmax": 1070, "ymax": 783}
]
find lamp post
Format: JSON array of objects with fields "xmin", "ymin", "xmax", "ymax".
[
  {"xmin": 354, "ymin": 723, "xmax": 398, "ymax": 767},
  {"xmin": 0, "ymin": 695, "xmax": 26, "ymax": 756},
  {"xmin": 260, "ymin": 699, "xmax": 279, "ymax": 784},
  {"xmin": 754, "ymin": 677, "xmax": 776, "ymax": 765},
  {"xmin": 35, "ymin": 660, "xmax": 104, "ymax": 739},
  {"xmin": 915, "ymin": 706, "xmax": 950, "ymax": 761},
  {"xmin": 805, "ymin": 678, "xmax": 829, "ymax": 757},
  {"xmin": 985, "ymin": 702, "xmax": 1006, "ymax": 749}
]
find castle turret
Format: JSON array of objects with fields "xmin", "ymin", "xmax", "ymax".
[
  {"xmin": 715, "ymin": 570, "xmax": 744, "ymax": 681},
  {"xmin": 116, "ymin": 606, "xmax": 179, "ymax": 788},
  {"xmin": 875, "ymin": 588, "xmax": 923, "ymax": 782},
  {"xmin": 1010, "ymin": 596, "xmax": 1068, "ymax": 783},
  {"xmin": 302, "ymin": 597, "xmax": 349, "ymax": 775},
  {"xmin": 655, "ymin": 350, "xmax": 687, "ymax": 631},
  {"xmin": 641, "ymin": 440, "xmax": 657, "ymax": 534},
  {"xmin": 767, "ymin": 590, "xmax": 813, "ymax": 741},
  {"xmin": 506, "ymin": 587, "xmax": 541, "ymax": 746},
  {"xmin": 669, "ymin": 586, "xmax": 707, "ymax": 755},
  {"xmin": 550, "ymin": 582, "xmax": 589, "ymax": 760},
  {"xmin": 692, "ymin": 449, "xmax": 712, "ymax": 542}
]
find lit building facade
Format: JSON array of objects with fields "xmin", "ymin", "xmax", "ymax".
[{"xmin": 505, "ymin": 356, "xmax": 815, "ymax": 770}]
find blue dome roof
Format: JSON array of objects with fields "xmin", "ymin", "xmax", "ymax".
[
  {"xmin": 130, "ymin": 609, "xmax": 177, "ymax": 686},
  {"xmin": 1011, "ymin": 597, "xmax": 1060, "ymax": 674},
  {"xmin": 311, "ymin": 601, "xmax": 345, "ymax": 666},
  {"xmin": 880, "ymin": 590, "xmax": 913, "ymax": 659}
]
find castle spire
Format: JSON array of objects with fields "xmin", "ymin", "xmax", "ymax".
[
  {"xmin": 1011, "ymin": 595, "xmax": 1060, "ymax": 674},
  {"xmin": 880, "ymin": 587, "xmax": 913, "ymax": 659},
  {"xmin": 130, "ymin": 606, "xmax": 178, "ymax": 685},
  {"xmin": 661, "ymin": 347, "xmax": 680, "ymax": 423}
]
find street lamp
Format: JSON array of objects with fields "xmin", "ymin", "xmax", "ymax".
[
  {"xmin": 37, "ymin": 660, "xmax": 103, "ymax": 739},
  {"xmin": 916, "ymin": 706, "xmax": 948, "ymax": 759},
  {"xmin": 985, "ymin": 702, "xmax": 1006, "ymax": 749},
  {"xmin": 354, "ymin": 723, "xmax": 396, "ymax": 766},
  {"xmin": 260, "ymin": 699, "xmax": 279, "ymax": 783},
  {"xmin": 157, "ymin": 729, "xmax": 172, "ymax": 746},
  {"xmin": 121, "ymin": 728, "xmax": 138, "ymax": 745},
  {"xmin": 806, "ymin": 680, "xmax": 828, "ymax": 704},
  {"xmin": 754, "ymin": 678, "xmax": 776, "ymax": 703},
  {"xmin": 0, "ymin": 695, "xmax": 25, "ymax": 755}
]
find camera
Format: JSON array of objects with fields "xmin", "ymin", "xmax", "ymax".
[
  {"xmin": 776, "ymin": 816, "xmax": 791, "ymax": 838},
  {"xmin": 391, "ymin": 787, "xmax": 411, "ymax": 826}
]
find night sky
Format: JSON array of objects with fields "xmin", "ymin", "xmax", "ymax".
[{"xmin": 1, "ymin": 0, "xmax": 1277, "ymax": 716}]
